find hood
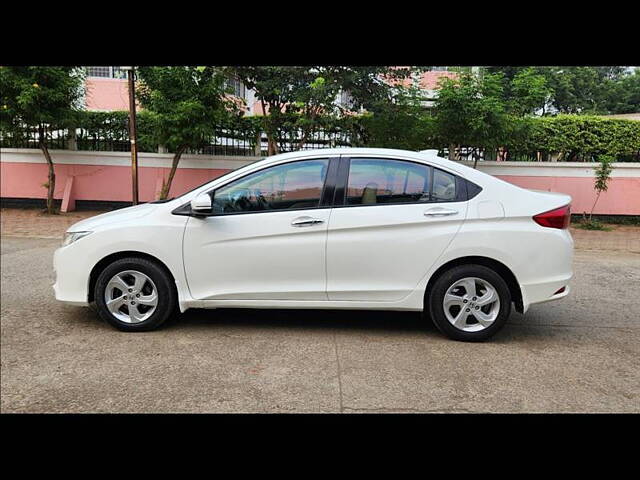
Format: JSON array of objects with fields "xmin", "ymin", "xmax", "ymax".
[{"xmin": 66, "ymin": 203, "xmax": 158, "ymax": 232}]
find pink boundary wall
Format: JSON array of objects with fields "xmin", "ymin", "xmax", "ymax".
[{"xmin": 1, "ymin": 150, "xmax": 639, "ymax": 215}]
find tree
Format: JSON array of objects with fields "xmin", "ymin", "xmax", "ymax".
[
  {"xmin": 484, "ymin": 66, "xmax": 640, "ymax": 115},
  {"xmin": 226, "ymin": 66, "xmax": 300, "ymax": 155},
  {"xmin": 228, "ymin": 66, "xmax": 416, "ymax": 154},
  {"xmin": 589, "ymin": 155, "xmax": 614, "ymax": 221},
  {"xmin": 359, "ymin": 83, "xmax": 436, "ymax": 150},
  {"xmin": 509, "ymin": 68, "xmax": 552, "ymax": 116},
  {"xmin": 600, "ymin": 69, "xmax": 640, "ymax": 114},
  {"xmin": 433, "ymin": 72, "xmax": 507, "ymax": 166},
  {"xmin": 0, "ymin": 66, "xmax": 84, "ymax": 214},
  {"xmin": 137, "ymin": 66, "xmax": 233, "ymax": 199}
]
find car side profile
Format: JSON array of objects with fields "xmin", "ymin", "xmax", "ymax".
[{"xmin": 53, "ymin": 148, "xmax": 573, "ymax": 341}]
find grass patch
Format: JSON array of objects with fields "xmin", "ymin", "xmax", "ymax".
[{"xmin": 573, "ymin": 218, "xmax": 614, "ymax": 231}]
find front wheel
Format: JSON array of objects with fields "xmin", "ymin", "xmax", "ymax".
[
  {"xmin": 427, "ymin": 264, "xmax": 511, "ymax": 342},
  {"xmin": 94, "ymin": 257, "xmax": 177, "ymax": 332}
]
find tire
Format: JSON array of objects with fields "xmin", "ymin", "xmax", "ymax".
[
  {"xmin": 94, "ymin": 257, "xmax": 177, "ymax": 332},
  {"xmin": 427, "ymin": 264, "xmax": 511, "ymax": 342}
]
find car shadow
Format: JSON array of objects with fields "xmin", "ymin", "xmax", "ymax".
[
  {"xmin": 168, "ymin": 307, "xmax": 436, "ymax": 335},
  {"xmin": 166, "ymin": 307, "xmax": 534, "ymax": 342}
]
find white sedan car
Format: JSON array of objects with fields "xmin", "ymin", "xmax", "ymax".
[{"xmin": 54, "ymin": 148, "xmax": 573, "ymax": 341}]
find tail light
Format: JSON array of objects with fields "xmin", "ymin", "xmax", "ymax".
[{"xmin": 533, "ymin": 205, "xmax": 571, "ymax": 229}]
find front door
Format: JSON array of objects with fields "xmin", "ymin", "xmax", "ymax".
[{"xmin": 183, "ymin": 157, "xmax": 336, "ymax": 301}]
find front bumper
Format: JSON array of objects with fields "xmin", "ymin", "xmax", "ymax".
[{"xmin": 53, "ymin": 245, "xmax": 91, "ymax": 306}]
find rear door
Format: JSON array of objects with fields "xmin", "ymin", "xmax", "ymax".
[{"xmin": 326, "ymin": 156, "xmax": 469, "ymax": 301}]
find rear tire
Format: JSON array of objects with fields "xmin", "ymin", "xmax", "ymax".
[
  {"xmin": 427, "ymin": 264, "xmax": 511, "ymax": 342},
  {"xmin": 94, "ymin": 257, "xmax": 177, "ymax": 332}
]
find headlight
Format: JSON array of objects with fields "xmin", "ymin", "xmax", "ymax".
[{"xmin": 62, "ymin": 231, "xmax": 92, "ymax": 247}]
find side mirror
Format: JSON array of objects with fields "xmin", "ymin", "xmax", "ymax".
[{"xmin": 190, "ymin": 193, "xmax": 212, "ymax": 215}]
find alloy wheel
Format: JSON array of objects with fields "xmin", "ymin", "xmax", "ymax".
[
  {"xmin": 104, "ymin": 270, "xmax": 158, "ymax": 324},
  {"xmin": 443, "ymin": 276, "xmax": 501, "ymax": 332}
]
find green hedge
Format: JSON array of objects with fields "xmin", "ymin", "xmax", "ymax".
[
  {"xmin": 506, "ymin": 115, "xmax": 640, "ymax": 162},
  {"xmin": 1, "ymin": 110, "xmax": 639, "ymax": 161}
]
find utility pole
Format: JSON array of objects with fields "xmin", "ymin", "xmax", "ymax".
[{"xmin": 123, "ymin": 66, "xmax": 139, "ymax": 205}]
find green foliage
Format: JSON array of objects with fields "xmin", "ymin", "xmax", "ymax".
[
  {"xmin": 136, "ymin": 66, "xmax": 233, "ymax": 152},
  {"xmin": 594, "ymin": 155, "xmax": 614, "ymax": 193},
  {"xmin": 574, "ymin": 218, "xmax": 613, "ymax": 231},
  {"xmin": 487, "ymin": 66, "xmax": 640, "ymax": 115},
  {"xmin": 358, "ymin": 85, "xmax": 437, "ymax": 150},
  {"xmin": 434, "ymin": 73, "xmax": 508, "ymax": 151},
  {"xmin": 510, "ymin": 115, "xmax": 640, "ymax": 161},
  {"xmin": 227, "ymin": 66, "xmax": 416, "ymax": 153},
  {"xmin": 0, "ymin": 66, "xmax": 84, "ymax": 136}
]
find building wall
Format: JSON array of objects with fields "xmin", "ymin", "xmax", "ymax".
[
  {"xmin": 2, "ymin": 149, "xmax": 639, "ymax": 215},
  {"xmin": 85, "ymin": 78, "xmax": 130, "ymax": 111}
]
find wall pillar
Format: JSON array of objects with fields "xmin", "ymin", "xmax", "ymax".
[{"xmin": 60, "ymin": 176, "xmax": 75, "ymax": 213}]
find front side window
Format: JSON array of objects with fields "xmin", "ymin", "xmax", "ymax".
[
  {"xmin": 212, "ymin": 159, "xmax": 329, "ymax": 214},
  {"xmin": 346, "ymin": 158, "xmax": 432, "ymax": 205}
]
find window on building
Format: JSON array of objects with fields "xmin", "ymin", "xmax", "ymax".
[
  {"xmin": 225, "ymin": 76, "xmax": 246, "ymax": 99},
  {"xmin": 85, "ymin": 67, "xmax": 128, "ymax": 79}
]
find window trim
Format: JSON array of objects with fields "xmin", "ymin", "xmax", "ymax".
[{"xmin": 332, "ymin": 156, "xmax": 468, "ymax": 208}]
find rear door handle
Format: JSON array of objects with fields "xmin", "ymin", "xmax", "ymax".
[
  {"xmin": 424, "ymin": 208, "xmax": 458, "ymax": 217},
  {"xmin": 291, "ymin": 216, "xmax": 325, "ymax": 227}
]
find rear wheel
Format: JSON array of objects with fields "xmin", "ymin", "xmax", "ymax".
[
  {"xmin": 94, "ymin": 257, "xmax": 176, "ymax": 332},
  {"xmin": 427, "ymin": 264, "xmax": 511, "ymax": 342}
]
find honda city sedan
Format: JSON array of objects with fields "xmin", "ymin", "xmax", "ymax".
[{"xmin": 53, "ymin": 148, "xmax": 573, "ymax": 341}]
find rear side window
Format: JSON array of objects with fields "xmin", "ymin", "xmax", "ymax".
[
  {"xmin": 346, "ymin": 158, "xmax": 431, "ymax": 205},
  {"xmin": 344, "ymin": 158, "xmax": 465, "ymax": 205},
  {"xmin": 432, "ymin": 168, "xmax": 457, "ymax": 202}
]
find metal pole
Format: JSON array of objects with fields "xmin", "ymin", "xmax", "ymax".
[{"xmin": 127, "ymin": 67, "xmax": 139, "ymax": 205}]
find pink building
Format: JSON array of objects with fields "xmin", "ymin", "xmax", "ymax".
[{"xmin": 82, "ymin": 66, "xmax": 459, "ymax": 114}]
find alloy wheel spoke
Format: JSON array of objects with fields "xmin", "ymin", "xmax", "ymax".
[
  {"xmin": 132, "ymin": 272, "xmax": 147, "ymax": 292},
  {"xmin": 106, "ymin": 296, "xmax": 125, "ymax": 314},
  {"xmin": 107, "ymin": 275, "xmax": 130, "ymax": 294},
  {"xmin": 444, "ymin": 293, "xmax": 464, "ymax": 308},
  {"xmin": 476, "ymin": 286, "xmax": 497, "ymax": 306},
  {"xmin": 460, "ymin": 278, "xmax": 477, "ymax": 297},
  {"xmin": 137, "ymin": 292, "xmax": 158, "ymax": 307},
  {"xmin": 472, "ymin": 309, "xmax": 495, "ymax": 327},
  {"xmin": 452, "ymin": 309, "xmax": 469, "ymax": 328},
  {"xmin": 129, "ymin": 304, "xmax": 145, "ymax": 322}
]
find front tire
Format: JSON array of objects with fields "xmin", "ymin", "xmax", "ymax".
[
  {"xmin": 427, "ymin": 264, "xmax": 511, "ymax": 342},
  {"xmin": 94, "ymin": 257, "xmax": 177, "ymax": 332}
]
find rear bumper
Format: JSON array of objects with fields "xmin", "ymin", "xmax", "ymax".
[{"xmin": 520, "ymin": 275, "xmax": 572, "ymax": 312}]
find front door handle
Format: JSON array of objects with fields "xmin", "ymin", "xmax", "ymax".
[
  {"xmin": 291, "ymin": 216, "xmax": 325, "ymax": 227},
  {"xmin": 424, "ymin": 208, "xmax": 458, "ymax": 217}
]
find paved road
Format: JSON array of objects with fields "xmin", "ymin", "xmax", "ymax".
[{"xmin": 1, "ymin": 236, "xmax": 639, "ymax": 413}]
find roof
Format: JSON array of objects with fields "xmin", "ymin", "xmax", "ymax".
[{"xmin": 258, "ymin": 147, "xmax": 473, "ymax": 177}]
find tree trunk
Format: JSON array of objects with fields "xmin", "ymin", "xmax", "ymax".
[
  {"xmin": 38, "ymin": 126, "xmax": 56, "ymax": 215},
  {"xmin": 160, "ymin": 145, "xmax": 186, "ymax": 200},
  {"xmin": 297, "ymin": 129, "xmax": 309, "ymax": 151},
  {"xmin": 589, "ymin": 191, "xmax": 601, "ymax": 222}
]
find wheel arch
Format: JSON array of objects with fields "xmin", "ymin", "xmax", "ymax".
[
  {"xmin": 424, "ymin": 256, "xmax": 524, "ymax": 313},
  {"xmin": 88, "ymin": 250, "xmax": 177, "ymax": 303}
]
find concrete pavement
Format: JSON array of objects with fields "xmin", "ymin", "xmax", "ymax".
[{"xmin": 1, "ymin": 235, "xmax": 639, "ymax": 413}]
